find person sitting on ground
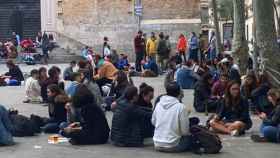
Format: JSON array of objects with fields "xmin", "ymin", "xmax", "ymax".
[
  {"xmin": 164, "ymin": 57, "xmax": 177, "ymax": 88},
  {"xmin": 142, "ymin": 56, "xmax": 159, "ymax": 77},
  {"xmin": 193, "ymin": 73, "xmax": 217, "ymax": 112},
  {"xmin": 251, "ymin": 72, "xmax": 274, "ymax": 115},
  {"xmin": 251, "ymin": 88, "xmax": 280, "ymax": 143},
  {"xmin": 110, "ymin": 71, "xmax": 132, "ymax": 99},
  {"xmin": 78, "ymin": 60, "xmax": 94, "ymax": 81},
  {"xmin": 94, "ymin": 57, "xmax": 118, "ymax": 93},
  {"xmin": 176, "ymin": 60, "xmax": 198, "ymax": 89},
  {"xmin": 209, "ymin": 81, "xmax": 252, "ymax": 136},
  {"xmin": 241, "ymin": 71, "xmax": 257, "ymax": 99},
  {"xmin": 227, "ymin": 57, "xmax": 241, "ymax": 83},
  {"xmin": 117, "ymin": 54, "xmax": 129, "ymax": 70},
  {"xmin": 152, "ymin": 82, "xmax": 192, "ymax": 153},
  {"xmin": 63, "ymin": 60, "xmax": 76, "ymax": 81},
  {"xmin": 111, "ymin": 86, "xmax": 154, "ymax": 147},
  {"xmin": 23, "ymin": 69, "xmax": 42, "ymax": 103},
  {"xmin": 38, "ymin": 67, "xmax": 48, "ymax": 84},
  {"xmin": 211, "ymin": 73, "xmax": 229, "ymax": 99},
  {"xmin": 4, "ymin": 60, "xmax": 24, "ymax": 85},
  {"xmin": 136, "ymin": 83, "xmax": 154, "ymax": 109},
  {"xmin": 79, "ymin": 69, "xmax": 103, "ymax": 107},
  {"xmin": 241, "ymin": 71, "xmax": 257, "ymax": 110},
  {"xmin": 42, "ymin": 84, "xmax": 69, "ymax": 133},
  {"xmin": 0, "ymin": 105, "xmax": 14, "ymax": 146},
  {"xmin": 65, "ymin": 72, "xmax": 82, "ymax": 98},
  {"xmin": 61, "ymin": 85, "xmax": 110, "ymax": 145},
  {"xmin": 110, "ymin": 49, "xmax": 119, "ymax": 67},
  {"xmin": 108, "ymin": 71, "xmax": 133, "ymax": 111},
  {"xmin": 41, "ymin": 66, "xmax": 60, "ymax": 103}
]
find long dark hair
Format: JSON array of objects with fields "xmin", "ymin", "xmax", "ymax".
[
  {"xmin": 72, "ymin": 84, "xmax": 96, "ymax": 108},
  {"xmin": 47, "ymin": 84, "xmax": 63, "ymax": 96},
  {"xmin": 115, "ymin": 70, "xmax": 133, "ymax": 86},
  {"xmin": 243, "ymin": 71, "xmax": 257, "ymax": 98},
  {"xmin": 224, "ymin": 80, "xmax": 241, "ymax": 109}
]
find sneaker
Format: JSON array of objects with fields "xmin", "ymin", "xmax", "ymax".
[
  {"xmin": 251, "ymin": 135, "xmax": 267, "ymax": 142},
  {"xmin": 231, "ymin": 130, "xmax": 240, "ymax": 137},
  {"xmin": 23, "ymin": 99, "xmax": 31, "ymax": 103}
]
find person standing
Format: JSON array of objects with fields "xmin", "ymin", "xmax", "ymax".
[
  {"xmin": 134, "ymin": 31, "xmax": 145, "ymax": 72},
  {"xmin": 157, "ymin": 32, "xmax": 169, "ymax": 72},
  {"xmin": 177, "ymin": 34, "xmax": 188, "ymax": 63},
  {"xmin": 146, "ymin": 32, "xmax": 157, "ymax": 60},
  {"xmin": 12, "ymin": 32, "xmax": 20, "ymax": 47},
  {"xmin": 41, "ymin": 32, "xmax": 49, "ymax": 65},
  {"xmin": 188, "ymin": 32, "xmax": 199, "ymax": 63},
  {"xmin": 208, "ymin": 31, "xmax": 217, "ymax": 61},
  {"xmin": 103, "ymin": 37, "xmax": 111, "ymax": 58}
]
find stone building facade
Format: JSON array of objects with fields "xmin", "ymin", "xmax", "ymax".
[{"xmin": 42, "ymin": 0, "xmax": 202, "ymax": 58}]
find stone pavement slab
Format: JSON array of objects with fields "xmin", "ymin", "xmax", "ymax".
[{"xmin": 0, "ymin": 64, "xmax": 279, "ymax": 158}]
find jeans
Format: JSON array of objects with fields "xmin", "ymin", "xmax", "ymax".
[
  {"xmin": 42, "ymin": 122, "xmax": 60, "ymax": 133},
  {"xmin": 179, "ymin": 51, "xmax": 187, "ymax": 63},
  {"xmin": 135, "ymin": 52, "xmax": 144, "ymax": 72},
  {"xmin": 208, "ymin": 48, "xmax": 216, "ymax": 61},
  {"xmin": 260, "ymin": 124, "xmax": 280, "ymax": 143},
  {"xmin": 156, "ymin": 136, "xmax": 193, "ymax": 153},
  {"xmin": 189, "ymin": 49, "xmax": 198, "ymax": 63},
  {"xmin": 0, "ymin": 105, "xmax": 14, "ymax": 145}
]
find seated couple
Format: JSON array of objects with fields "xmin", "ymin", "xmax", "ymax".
[
  {"xmin": 111, "ymin": 82, "xmax": 198, "ymax": 153},
  {"xmin": 1, "ymin": 60, "xmax": 24, "ymax": 86},
  {"xmin": 42, "ymin": 84, "xmax": 110, "ymax": 145}
]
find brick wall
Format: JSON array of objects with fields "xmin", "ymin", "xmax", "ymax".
[{"xmin": 57, "ymin": 0, "xmax": 201, "ymax": 60}]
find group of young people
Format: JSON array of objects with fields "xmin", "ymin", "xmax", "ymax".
[{"xmin": 0, "ymin": 31, "xmax": 279, "ymax": 154}]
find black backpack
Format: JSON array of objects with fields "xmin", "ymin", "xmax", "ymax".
[
  {"xmin": 190, "ymin": 125, "xmax": 222, "ymax": 154},
  {"xmin": 9, "ymin": 113, "xmax": 42, "ymax": 137}
]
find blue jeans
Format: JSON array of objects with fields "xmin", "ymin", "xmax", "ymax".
[
  {"xmin": 208, "ymin": 48, "xmax": 216, "ymax": 61},
  {"xmin": 174, "ymin": 136, "xmax": 193, "ymax": 152},
  {"xmin": 0, "ymin": 105, "xmax": 14, "ymax": 145},
  {"xmin": 260, "ymin": 124, "xmax": 280, "ymax": 143},
  {"xmin": 157, "ymin": 136, "xmax": 193, "ymax": 153},
  {"xmin": 42, "ymin": 122, "xmax": 60, "ymax": 133}
]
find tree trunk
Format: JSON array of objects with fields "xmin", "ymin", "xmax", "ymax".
[
  {"xmin": 232, "ymin": 0, "xmax": 248, "ymax": 75},
  {"xmin": 273, "ymin": 0, "xmax": 280, "ymax": 36},
  {"xmin": 252, "ymin": 1, "xmax": 259, "ymax": 72},
  {"xmin": 254, "ymin": 0, "xmax": 280, "ymax": 87},
  {"xmin": 211, "ymin": 0, "xmax": 223, "ymax": 54}
]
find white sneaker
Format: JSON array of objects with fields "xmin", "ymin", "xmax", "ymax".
[{"xmin": 231, "ymin": 130, "xmax": 240, "ymax": 137}]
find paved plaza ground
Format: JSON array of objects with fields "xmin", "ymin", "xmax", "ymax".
[{"xmin": 0, "ymin": 64, "xmax": 279, "ymax": 158}]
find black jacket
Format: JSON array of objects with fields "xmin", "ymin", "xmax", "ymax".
[
  {"xmin": 41, "ymin": 78, "xmax": 59, "ymax": 102},
  {"xmin": 5, "ymin": 66, "xmax": 24, "ymax": 81},
  {"xmin": 48, "ymin": 94, "xmax": 68, "ymax": 123},
  {"xmin": 111, "ymin": 98, "xmax": 152, "ymax": 147},
  {"xmin": 229, "ymin": 67, "xmax": 241, "ymax": 83},
  {"xmin": 263, "ymin": 103, "xmax": 280, "ymax": 127},
  {"xmin": 68, "ymin": 104, "xmax": 110, "ymax": 145},
  {"xmin": 193, "ymin": 81, "xmax": 212, "ymax": 112},
  {"xmin": 217, "ymin": 98, "xmax": 252, "ymax": 130},
  {"xmin": 157, "ymin": 39, "xmax": 168, "ymax": 58}
]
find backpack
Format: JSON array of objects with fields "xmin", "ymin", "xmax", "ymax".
[
  {"xmin": 190, "ymin": 125, "xmax": 222, "ymax": 154},
  {"xmin": 9, "ymin": 113, "xmax": 41, "ymax": 137}
]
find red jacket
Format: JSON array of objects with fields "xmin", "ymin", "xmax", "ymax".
[{"xmin": 177, "ymin": 36, "xmax": 188, "ymax": 53}]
